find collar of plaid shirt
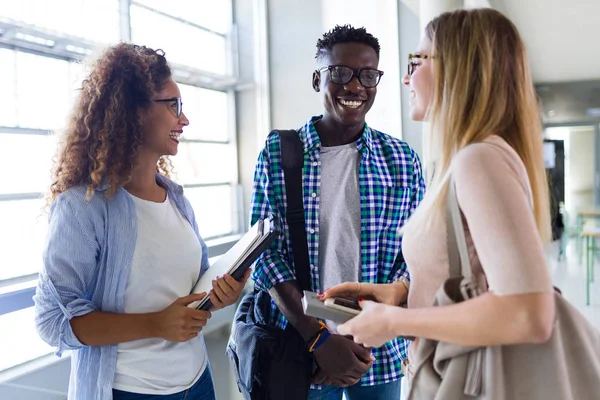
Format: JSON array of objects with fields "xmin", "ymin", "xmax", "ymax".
[{"xmin": 250, "ymin": 115, "xmax": 426, "ymax": 386}]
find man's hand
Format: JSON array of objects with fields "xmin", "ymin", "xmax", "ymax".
[
  {"xmin": 312, "ymin": 334, "xmax": 375, "ymax": 387},
  {"xmin": 321, "ymin": 281, "xmax": 407, "ymax": 306},
  {"xmin": 210, "ymin": 269, "xmax": 251, "ymax": 310}
]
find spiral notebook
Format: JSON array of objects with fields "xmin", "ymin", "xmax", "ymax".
[{"xmin": 188, "ymin": 218, "xmax": 278, "ymax": 311}]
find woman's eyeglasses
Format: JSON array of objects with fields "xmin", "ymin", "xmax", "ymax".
[
  {"xmin": 318, "ymin": 65, "xmax": 384, "ymax": 88},
  {"xmin": 153, "ymin": 97, "xmax": 183, "ymax": 117},
  {"xmin": 407, "ymin": 53, "xmax": 432, "ymax": 76}
]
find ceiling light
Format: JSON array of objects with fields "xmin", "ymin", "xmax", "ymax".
[
  {"xmin": 15, "ymin": 32, "xmax": 55, "ymax": 47},
  {"xmin": 173, "ymin": 69, "xmax": 191, "ymax": 79},
  {"xmin": 586, "ymin": 108, "xmax": 600, "ymax": 117},
  {"xmin": 66, "ymin": 44, "xmax": 92, "ymax": 56}
]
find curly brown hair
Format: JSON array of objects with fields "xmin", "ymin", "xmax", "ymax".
[{"xmin": 48, "ymin": 43, "xmax": 174, "ymax": 205}]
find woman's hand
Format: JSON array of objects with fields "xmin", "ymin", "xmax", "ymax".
[
  {"xmin": 320, "ymin": 281, "xmax": 407, "ymax": 306},
  {"xmin": 155, "ymin": 293, "xmax": 212, "ymax": 342},
  {"xmin": 209, "ymin": 269, "xmax": 252, "ymax": 310},
  {"xmin": 337, "ymin": 300, "xmax": 401, "ymax": 348}
]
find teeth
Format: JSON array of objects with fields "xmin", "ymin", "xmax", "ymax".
[
  {"xmin": 339, "ymin": 99, "xmax": 363, "ymax": 108},
  {"xmin": 169, "ymin": 132, "xmax": 180, "ymax": 140}
]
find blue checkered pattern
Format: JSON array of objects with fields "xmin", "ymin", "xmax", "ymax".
[{"xmin": 250, "ymin": 116, "xmax": 425, "ymax": 386}]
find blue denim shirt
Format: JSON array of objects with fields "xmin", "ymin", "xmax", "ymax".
[{"xmin": 33, "ymin": 174, "xmax": 210, "ymax": 400}]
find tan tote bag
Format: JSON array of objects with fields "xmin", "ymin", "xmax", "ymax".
[{"xmin": 407, "ymin": 180, "xmax": 600, "ymax": 400}]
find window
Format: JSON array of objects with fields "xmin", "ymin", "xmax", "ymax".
[
  {"xmin": 178, "ymin": 84, "xmax": 230, "ymax": 142},
  {"xmin": 171, "ymin": 83, "xmax": 238, "ymax": 238},
  {"xmin": 130, "ymin": 1, "xmax": 231, "ymax": 75},
  {"xmin": 0, "ymin": 48, "xmax": 93, "ymax": 373},
  {"xmin": 0, "ymin": 0, "xmax": 238, "ymax": 373},
  {"xmin": 0, "ymin": 0, "xmax": 120, "ymax": 43}
]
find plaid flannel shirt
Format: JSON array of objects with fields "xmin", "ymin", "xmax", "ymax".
[{"xmin": 250, "ymin": 116, "xmax": 425, "ymax": 386}]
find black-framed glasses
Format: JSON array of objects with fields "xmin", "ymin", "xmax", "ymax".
[
  {"xmin": 318, "ymin": 65, "xmax": 384, "ymax": 88},
  {"xmin": 407, "ymin": 53, "xmax": 432, "ymax": 76},
  {"xmin": 153, "ymin": 97, "xmax": 183, "ymax": 117}
]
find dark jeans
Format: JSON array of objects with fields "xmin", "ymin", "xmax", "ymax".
[
  {"xmin": 307, "ymin": 379, "xmax": 401, "ymax": 400},
  {"xmin": 112, "ymin": 365, "xmax": 216, "ymax": 400}
]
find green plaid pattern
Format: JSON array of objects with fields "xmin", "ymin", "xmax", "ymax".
[{"xmin": 250, "ymin": 116, "xmax": 425, "ymax": 386}]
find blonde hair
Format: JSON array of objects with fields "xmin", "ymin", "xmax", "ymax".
[{"xmin": 416, "ymin": 8, "xmax": 550, "ymax": 242}]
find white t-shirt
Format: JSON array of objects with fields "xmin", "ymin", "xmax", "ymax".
[{"xmin": 113, "ymin": 194, "xmax": 207, "ymax": 395}]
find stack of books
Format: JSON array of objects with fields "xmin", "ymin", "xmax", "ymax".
[{"xmin": 188, "ymin": 218, "xmax": 278, "ymax": 311}]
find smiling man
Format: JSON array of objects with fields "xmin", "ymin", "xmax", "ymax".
[{"xmin": 250, "ymin": 25, "xmax": 426, "ymax": 399}]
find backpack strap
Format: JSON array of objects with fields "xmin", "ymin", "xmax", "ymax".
[{"xmin": 271, "ymin": 129, "xmax": 312, "ymax": 292}]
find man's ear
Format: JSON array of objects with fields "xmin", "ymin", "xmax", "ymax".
[{"xmin": 312, "ymin": 70, "xmax": 321, "ymax": 92}]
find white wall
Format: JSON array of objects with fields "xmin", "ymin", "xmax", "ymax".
[
  {"xmin": 0, "ymin": 357, "xmax": 69, "ymax": 400},
  {"xmin": 477, "ymin": 0, "xmax": 600, "ymax": 83},
  {"xmin": 398, "ymin": 0, "xmax": 424, "ymax": 156},
  {"xmin": 268, "ymin": 0, "xmax": 323, "ymax": 131},
  {"xmin": 568, "ymin": 127, "xmax": 596, "ymax": 209},
  {"xmin": 322, "ymin": 0, "xmax": 403, "ymax": 139},
  {"xmin": 267, "ymin": 0, "xmax": 409, "ymax": 140}
]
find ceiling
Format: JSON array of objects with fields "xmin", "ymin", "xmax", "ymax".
[
  {"xmin": 496, "ymin": 0, "xmax": 600, "ymax": 83},
  {"xmin": 403, "ymin": 0, "xmax": 600, "ymax": 83},
  {"xmin": 536, "ymin": 81, "xmax": 600, "ymax": 124},
  {"xmin": 496, "ymin": 0, "xmax": 600, "ymax": 123},
  {"xmin": 402, "ymin": 0, "xmax": 600, "ymax": 123}
]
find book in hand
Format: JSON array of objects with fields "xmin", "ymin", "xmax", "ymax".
[
  {"xmin": 301, "ymin": 290, "xmax": 361, "ymax": 324},
  {"xmin": 188, "ymin": 218, "xmax": 278, "ymax": 311}
]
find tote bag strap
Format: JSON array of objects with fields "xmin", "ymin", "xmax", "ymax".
[{"xmin": 446, "ymin": 179, "xmax": 473, "ymax": 280}]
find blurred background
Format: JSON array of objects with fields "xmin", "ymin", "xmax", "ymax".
[{"xmin": 0, "ymin": 0, "xmax": 598, "ymax": 398}]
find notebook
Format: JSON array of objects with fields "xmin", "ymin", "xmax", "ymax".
[{"xmin": 188, "ymin": 218, "xmax": 278, "ymax": 311}]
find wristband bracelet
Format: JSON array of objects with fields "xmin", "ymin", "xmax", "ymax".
[{"xmin": 307, "ymin": 321, "xmax": 330, "ymax": 353}]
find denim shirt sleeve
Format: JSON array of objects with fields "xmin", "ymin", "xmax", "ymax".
[{"xmin": 33, "ymin": 193, "xmax": 100, "ymax": 356}]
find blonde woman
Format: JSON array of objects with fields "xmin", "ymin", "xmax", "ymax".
[{"xmin": 322, "ymin": 7, "xmax": 555, "ymax": 392}]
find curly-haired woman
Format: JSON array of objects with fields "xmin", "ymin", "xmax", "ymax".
[{"xmin": 33, "ymin": 43, "xmax": 249, "ymax": 400}]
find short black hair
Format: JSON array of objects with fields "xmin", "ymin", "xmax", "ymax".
[{"xmin": 315, "ymin": 24, "xmax": 380, "ymax": 60}]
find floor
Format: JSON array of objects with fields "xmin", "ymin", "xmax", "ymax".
[
  {"xmin": 204, "ymin": 328, "xmax": 244, "ymax": 400},
  {"xmin": 204, "ymin": 239, "xmax": 600, "ymax": 400}
]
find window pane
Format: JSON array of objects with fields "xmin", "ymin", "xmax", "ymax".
[
  {"xmin": 0, "ymin": 0, "xmax": 120, "ymax": 43},
  {"xmin": 0, "ymin": 48, "xmax": 17, "ymax": 127},
  {"xmin": 69, "ymin": 62, "xmax": 86, "ymax": 104},
  {"xmin": 130, "ymin": 5, "xmax": 227, "ymax": 75},
  {"xmin": 172, "ymin": 143, "xmax": 236, "ymax": 185},
  {"xmin": 0, "ymin": 133, "xmax": 57, "ymax": 194},
  {"xmin": 16, "ymin": 52, "xmax": 70, "ymax": 130},
  {"xmin": 179, "ymin": 84, "xmax": 230, "ymax": 141},
  {"xmin": 0, "ymin": 198, "xmax": 47, "ymax": 280},
  {"xmin": 185, "ymin": 185, "xmax": 233, "ymax": 239},
  {"xmin": 134, "ymin": 0, "xmax": 232, "ymax": 34},
  {"xmin": 0, "ymin": 307, "xmax": 54, "ymax": 372}
]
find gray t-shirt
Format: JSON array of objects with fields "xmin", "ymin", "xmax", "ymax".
[{"xmin": 318, "ymin": 142, "xmax": 361, "ymax": 295}]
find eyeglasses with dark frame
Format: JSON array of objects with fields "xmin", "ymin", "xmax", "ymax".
[
  {"xmin": 318, "ymin": 65, "xmax": 384, "ymax": 88},
  {"xmin": 153, "ymin": 97, "xmax": 183, "ymax": 117},
  {"xmin": 407, "ymin": 53, "xmax": 432, "ymax": 76}
]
